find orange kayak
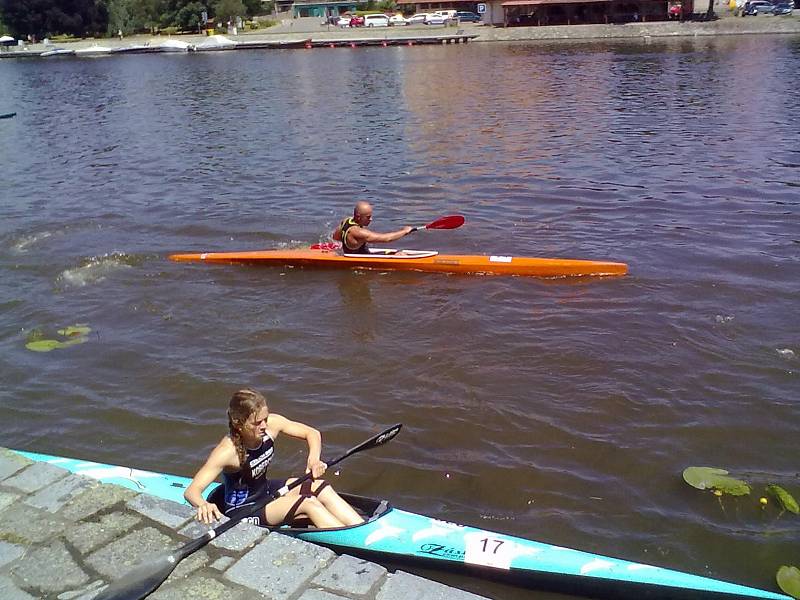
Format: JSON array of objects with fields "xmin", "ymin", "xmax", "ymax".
[{"xmin": 169, "ymin": 247, "xmax": 627, "ymax": 278}]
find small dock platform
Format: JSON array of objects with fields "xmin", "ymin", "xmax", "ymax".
[
  {"xmin": 235, "ymin": 38, "xmax": 312, "ymax": 50},
  {"xmin": 306, "ymin": 32, "xmax": 479, "ymax": 48}
]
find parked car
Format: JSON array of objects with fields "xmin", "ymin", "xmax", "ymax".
[
  {"xmin": 363, "ymin": 14, "xmax": 390, "ymax": 26},
  {"xmin": 743, "ymin": 0, "xmax": 776, "ymax": 14},
  {"xmin": 425, "ymin": 13, "xmax": 448, "ymax": 24},
  {"xmin": 350, "ymin": 14, "xmax": 365, "ymax": 26},
  {"xmin": 388, "ymin": 13, "xmax": 410, "ymax": 25},
  {"xmin": 336, "ymin": 15, "xmax": 352, "ymax": 26},
  {"xmin": 773, "ymin": 2, "xmax": 793, "ymax": 13},
  {"xmin": 407, "ymin": 13, "xmax": 431, "ymax": 24},
  {"xmin": 456, "ymin": 11, "xmax": 482, "ymax": 22}
]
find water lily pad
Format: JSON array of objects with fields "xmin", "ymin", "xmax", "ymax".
[
  {"xmin": 25, "ymin": 339, "xmax": 65, "ymax": 352},
  {"xmin": 777, "ymin": 565, "xmax": 800, "ymax": 598},
  {"xmin": 25, "ymin": 323, "xmax": 91, "ymax": 352},
  {"xmin": 59, "ymin": 336, "xmax": 88, "ymax": 348},
  {"xmin": 766, "ymin": 485, "xmax": 800, "ymax": 514},
  {"xmin": 26, "ymin": 328, "xmax": 44, "ymax": 343},
  {"xmin": 682, "ymin": 467, "xmax": 751, "ymax": 496},
  {"xmin": 57, "ymin": 324, "xmax": 91, "ymax": 337}
]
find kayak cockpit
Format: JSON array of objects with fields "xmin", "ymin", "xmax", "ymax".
[
  {"xmin": 342, "ymin": 249, "xmax": 438, "ymax": 259},
  {"xmin": 207, "ymin": 486, "xmax": 390, "ymax": 533},
  {"xmin": 272, "ymin": 493, "xmax": 390, "ymax": 533}
]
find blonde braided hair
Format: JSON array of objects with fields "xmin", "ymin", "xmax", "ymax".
[{"xmin": 227, "ymin": 388, "xmax": 268, "ymax": 467}]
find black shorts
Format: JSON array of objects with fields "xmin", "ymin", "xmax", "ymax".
[{"xmin": 209, "ymin": 478, "xmax": 287, "ymax": 525}]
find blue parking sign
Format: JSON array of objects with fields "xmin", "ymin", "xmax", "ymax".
[{"xmin": 477, "ymin": 3, "xmax": 486, "ymax": 12}]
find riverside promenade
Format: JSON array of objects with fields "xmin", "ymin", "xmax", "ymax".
[
  {"xmin": 249, "ymin": 10, "xmax": 800, "ymax": 42},
  {"xmin": 1, "ymin": 12, "xmax": 800, "ymax": 57},
  {"xmin": 0, "ymin": 448, "xmax": 489, "ymax": 600}
]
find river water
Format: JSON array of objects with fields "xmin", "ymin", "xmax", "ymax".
[{"xmin": 1, "ymin": 34, "xmax": 798, "ymax": 599}]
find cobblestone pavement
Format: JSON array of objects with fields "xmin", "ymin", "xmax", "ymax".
[{"xmin": 0, "ymin": 448, "xmax": 490, "ymax": 600}]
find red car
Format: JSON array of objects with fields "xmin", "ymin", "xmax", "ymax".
[{"xmin": 349, "ymin": 14, "xmax": 365, "ymax": 26}]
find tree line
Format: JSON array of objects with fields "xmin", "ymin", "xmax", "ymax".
[{"xmin": 0, "ymin": 0, "xmax": 273, "ymax": 39}]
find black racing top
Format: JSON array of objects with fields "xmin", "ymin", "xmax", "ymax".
[
  {"xmin": 222, "ymin": 433, "xmax": 275, "ymax": 512},
  {"xmin": 339, "ymin": 217, "xmax": 369, "ymax": 254}
]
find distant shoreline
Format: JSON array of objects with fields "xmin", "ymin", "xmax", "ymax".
[{"xmin": 1, "ymin": 11, "xmax": 799, "ymax": 56}]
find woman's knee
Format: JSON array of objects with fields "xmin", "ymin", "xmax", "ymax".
[{"xmin": 300, "ymin": 497, "xmax": 326, "ymax": 514}]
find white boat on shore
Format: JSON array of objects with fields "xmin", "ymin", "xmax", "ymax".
[
  {"xmin": 152, "ymin": 38, "xmax": 191, "ymax": 53},
  {"xmin": 111, "ymin": 43, "xmax": 155, "ymax": 54},
  {"xmin": 40, "ymin": 47, "xmax": 75, "ymax": 57},
  {"xmin": 74, "ymin": 44, "xmax": 114, "ymax": 57},
  {"xmin": 191, "ymin": 34, "xmax": 238, "ymax": 52}
]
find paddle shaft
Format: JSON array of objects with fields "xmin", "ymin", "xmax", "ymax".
[
  {"xmin": 310, "ymin": 215, "xmax": 463, "ymax": 249},
  {"xmin": 94, "ymin": 423, "xmax": 402, "ymax": 600}
]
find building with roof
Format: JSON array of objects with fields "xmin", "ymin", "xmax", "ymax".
[
  {"xmin": 291, "ymin": 0, "xmax": 359, "ymax": 17},
  {"xmin": 396, "ymin": 0, "xmax": 708, "ymax": 25}
]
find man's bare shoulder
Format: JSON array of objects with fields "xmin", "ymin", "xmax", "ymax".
[{"xmin": 347, "ymin": 224, "xmax": 368, "ymax": 238}]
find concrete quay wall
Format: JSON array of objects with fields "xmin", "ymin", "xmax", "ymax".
[{"xmin": 0, "ymin": 448, "xmax": 489, "ymax": 600}]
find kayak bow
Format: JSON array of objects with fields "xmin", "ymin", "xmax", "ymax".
[
  {"xmin": 169, "ymin": 247, "xmax": 628, "ymax": 278},
  {"xmin": 12, "ymin": 450, "xmax": 788, "ymax": 600}
]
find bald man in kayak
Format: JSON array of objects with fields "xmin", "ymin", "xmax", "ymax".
[{"xmin": 333, "ymin": 201, "xmax": 413, "ymax": 255}]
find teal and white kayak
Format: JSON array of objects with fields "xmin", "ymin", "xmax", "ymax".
[
  {"xmin": 14, "ymin": 450, "xmax": 790, "ymax": 600},
  {"xmin": 15, "ymin": 450, "xmax": 193, "ymax": 503}
]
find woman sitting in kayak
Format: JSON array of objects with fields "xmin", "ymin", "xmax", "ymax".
[
  {"xmin": 184, "ymin": 388, "xmax": 363, "ymax": 528},
  {"xmin": 333, "ymin": 201, "xmax": 413, "ymax": 254}
]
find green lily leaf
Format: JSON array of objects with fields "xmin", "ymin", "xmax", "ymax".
[
  {"xmin": 766, "ymin": 485, "xmax": 800, "ymax": 514},
  {"xmin": 25, "ymin": 339, "xmax": 65, "ymax": 352},
  {"xmin": 59, "ymin": 336, "xmax": 88, "ymax": 348},
  {"xmin": 57, "ymin": 324, "xmax": 91, "ymax": 337},
  {"xmin": 682, "ymin": 467, "xmax": 751, "ymax": 496},
  {"xmin": 26, "ymin": 328, "xmax": 44, "ymax": 343},
  {"xmin": 777, "ymin": 565, "xmax": 800, "ymax": 599},
  {"xmin": 25, "ymin": 322, "xmax": 91, "ymax": 352}
]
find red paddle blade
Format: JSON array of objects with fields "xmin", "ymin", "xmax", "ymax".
[{"xmin": 425, "ymin": 215, "xmax": 465, "ymax": 230}]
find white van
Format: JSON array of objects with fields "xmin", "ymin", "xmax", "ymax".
[
  {"xmin": 363, "ymin": 14, "xmax": 390, "ymax": 26},
  {"xmin": 434, "ymin": 9, "xmax": 458, "ymax": 21}
]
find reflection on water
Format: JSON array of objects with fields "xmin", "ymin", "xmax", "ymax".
[
  {"xmin": 335, "ymin": 272, "xmax": 377, "ymax": 343},
  {"xmin": 1, "ymin": 35, "xmax": 799, "ymax": 599}
]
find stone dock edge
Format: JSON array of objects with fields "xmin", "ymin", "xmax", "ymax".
[{"xmin": 0, "ymin": 447, "xmax": 491, "ymax": 600}]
